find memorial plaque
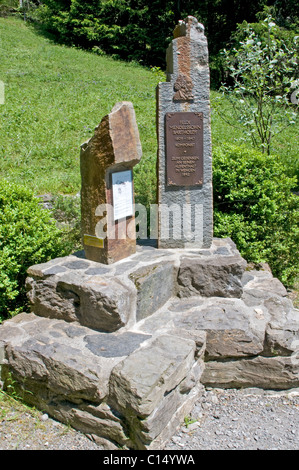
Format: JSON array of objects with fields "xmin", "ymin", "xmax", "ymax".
[
  {"xmin": 166, "ymin": 112, "xmax": 203, "ymax": 186},
  {"xmin": 112, "ymin": 170, "xmax": 134, "ymax": 221}
]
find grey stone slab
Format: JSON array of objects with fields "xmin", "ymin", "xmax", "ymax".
[
  {"xmin": 44, "ymin": 266, "xmax": 68, "ymax": 275},
  {"xmin": 198, "ymin": 250, "xmax": 212, "ymax": 256},
  {"xmin": 202, "ymin": 355, "xmax": 299, "ymax": 390},
  {"xmin": 168, "ymin": 297, "xmax": 205, "ymax": 312},
  {"xmin": 84, "ymin": 267, "xmax": 111, "ymax": 276},
  {"xmin": 26, "ymin": 270, "xmax": 136, "ymax": 332},
  {"xmin": 63, "ymin": 260, "xmax": 91, "ymax": 270},
  {"xmin": 241, "ymin": 272, "xmax": 255, "ymax": 286},
  {"xmin": 27, "ymin": 257, "xmax": 70, "ymax": 278},
  {"xmin": 129, "ymin": 261, "xmax": 177, "ymax": 321},
  {"xmin": 145, "ymin": 383, "xmax": 204, "ymax": 450},
  {"xmin": 215, "ymin": 247, "xmax": 230, "ymax": 255},
  {"xmin": 0, "ymin": 314, "xmax": 125, "ymax": 402},
  {"xmin": 137, "ymin": 362, "xmax": 205, "ymax": 444},
  {"xmin": 84, "ymin": 332, "xmax": 151, "ymax": 358},
  {"xmin": 172, "ymin": 298, "xmax": 268, "ymax": 359},
  {"xmin": 114, "ymin": 261, "xmax": 141, "ymax": 276},
  {"xmin": 264, "ymin": 299, "xmax": 299, "ymax": 356},
  {"xmin": 52, "ymin": 322, "xmax": 91, "ymax": 339}
]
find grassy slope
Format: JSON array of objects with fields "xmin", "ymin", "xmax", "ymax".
[
  {"xmin": 0, "ymin": 17, "xmax": 298, "ymax": 200},
  {"xmin": 0, "ymin": 17, "xmax": 160, "ymax": 196}
]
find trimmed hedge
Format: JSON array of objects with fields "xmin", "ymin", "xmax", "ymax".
[
  {"xmin": 213, "ymin": 144, "xmax": 299, "ymax": 286},
  {"xmin": 0, "ymin": 180, "xmax": 71, "ymax": 320}
]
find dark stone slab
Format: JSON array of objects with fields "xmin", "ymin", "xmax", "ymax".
[
  {"xmin": 84, "ymin": 332, "xmax": 151, "ymax": 358},
  {"xmin": 44, "ymin": 266, "xmax": 68, "ymax": 275},
  {"xmin": 85, "ymin": 267, "xmax": 111, "ymax": 276},
  {"xmin": 63, "ymin": 260, "xmax": 91, "ymax": 270},
  {"xmin": 215, "ymin": 247, "xmax": 230, "ymax": 255}
]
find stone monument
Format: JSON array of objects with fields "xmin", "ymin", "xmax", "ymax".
[
  {"xmin": 0, "ymin": 17, "xmax": 298, "ymax": 452},
  {"xmin": 81, "ymin": 101, "xmax": 142, "ymax": 264},
  {"xmin": 157, "ymin": 16, "xmax": 213, "ymax": 248}
]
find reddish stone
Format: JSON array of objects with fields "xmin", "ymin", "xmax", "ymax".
[{"xmin": 80, "ymin": 102, "xmax": 142, "ymax": 264}]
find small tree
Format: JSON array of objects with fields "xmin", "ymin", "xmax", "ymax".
[{"xmin": 220, "ymin": 16, "xmax": 298, "ymax": 154}]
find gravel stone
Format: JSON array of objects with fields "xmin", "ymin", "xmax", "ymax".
[
  {"xmin": 165, "ymin": 388, "xmax": 299, "ymax": 450},
  {"xmin": 1, "ymin": 388, "xmax": 298, "ymax": 450}
]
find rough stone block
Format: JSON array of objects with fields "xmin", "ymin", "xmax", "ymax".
[
  {"xmin": 264, "ymin": 297, "xmax": 299, "ymax": 356},
  {"xmin": 129, "ymin": 261, "xmax": 177, "ymax": 321},
  {"xmin": 0, "ymin": 313, "xmax": 151, "ymax": 403},
  {"xmin": 172, "ymin": 298, "xmax": 269, "ymax": 359},
  {"xmin": 52, "ymin": 402, "xmax": 132, "ymax": 448},
  {"xmin": 146, "ymin": 383, "xmax": 204, "ymax": 450},
  {"xmin": 109, "ymin": 335, "xmax": 196, "ymax": 418},
  {"xmin": 80, "ymin": 101, "xmax": 142, "ymax": 265},
  {"xmin": 202, "ymin": 355, "xmax": 299, "ymax": 390},
  {"xmin": 26, "ymin": 265, "xmax": 136, "ymax": 332},
  {"xmin": 120, "ymin": 358, "xmax": 204, "ymax": 447},
  {"xmin": 177, "ymin": 253, "xmax": 247, "ymax": 298},
  {"xmin": 242, "ymin": 270, "xmax": 299, "ymax": 356}
]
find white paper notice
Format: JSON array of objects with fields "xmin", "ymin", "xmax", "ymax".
[{"xmin": 112, "ymin": 170, "xmax": 134, "ymax": 221}]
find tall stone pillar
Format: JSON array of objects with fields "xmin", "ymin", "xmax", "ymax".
[{"xmin": 156, "ymin": 16, "xmax": 213, "ymax": 248}]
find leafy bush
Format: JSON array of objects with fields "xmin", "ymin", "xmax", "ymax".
[
  {"xmin": 220, "ymin": 16, "xmax": 298, "ymax": 155},
  {"xmin": 0, "ymin": 0, "xmax": 18, "ymax": 17},
  {"xmin": 32, "ymin": 0, "xmax": 270, "ymax": 75},
  {"xmin": 213, "ymin": 144, "xmax": 299, "ymax": 286},
  {"xmin": 33, "ymin": 0, "xmax": 175, "ymax": 66},
  {"xmin": 0, "ymin": 180, "xmax": 72, "ymax": 321},
  {"xmin": 51, "ymin": 194, "xmax": 81, "ymax": 251}
]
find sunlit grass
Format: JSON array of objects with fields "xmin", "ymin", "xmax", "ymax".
[
  {"xmin": 0, "ymin": 17, "xmax": 160, "ymax": 194},
  {"xmin": 0, "ymin": 17, "xmax": 298, "ymax": 198}
]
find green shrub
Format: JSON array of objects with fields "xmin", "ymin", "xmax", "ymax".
[
  {"xmin": 0, "ymin": 180, "xmax": 72, "ymax": 321},
  {"xmin": 0, "ymin": 0, "xmax": 18, "ymax": 17},
  {"xmin": 220, "ymin": 16, "xmax": 298, "ymax": 156},
  {"xmin": 51, "ymin": 194, "xmax": 81, "ymax": 251},
  {"xmin": 213, "ymin": 144, "xmax": 299, "ymax": 286}
]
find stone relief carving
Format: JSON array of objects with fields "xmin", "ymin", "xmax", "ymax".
[{"xmin": 173, "ymin": 74, "xmax": 194, "ymax": 102}]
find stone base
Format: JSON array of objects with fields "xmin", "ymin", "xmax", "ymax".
[
  {"xmin": 0, "ymin": 313, "xmax": 205, "ymax": 450},
  {"xmin": 1, "ymin": 238, "xmax": 299, "ymax": 449},
  {"xmin": 25, "ymin": 238, "xmax": 247, "ymax": 331}
]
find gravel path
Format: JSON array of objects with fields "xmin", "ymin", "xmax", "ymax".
[
  {"xmin": 166, "ymin": 388, "xmax": 299, "ymax": 450},
  {"xmin": 1, "ymin": 387, "xmax": 298, "ymax": 451}
]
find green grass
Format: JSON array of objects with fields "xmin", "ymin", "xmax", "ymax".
[
  {"xmin": 0, "ymin": 16, "xmax": 298, "ymax": 199},
  {"xmin": 0, "ymin": 17, "xmax": 160, "ymax": 195}
]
